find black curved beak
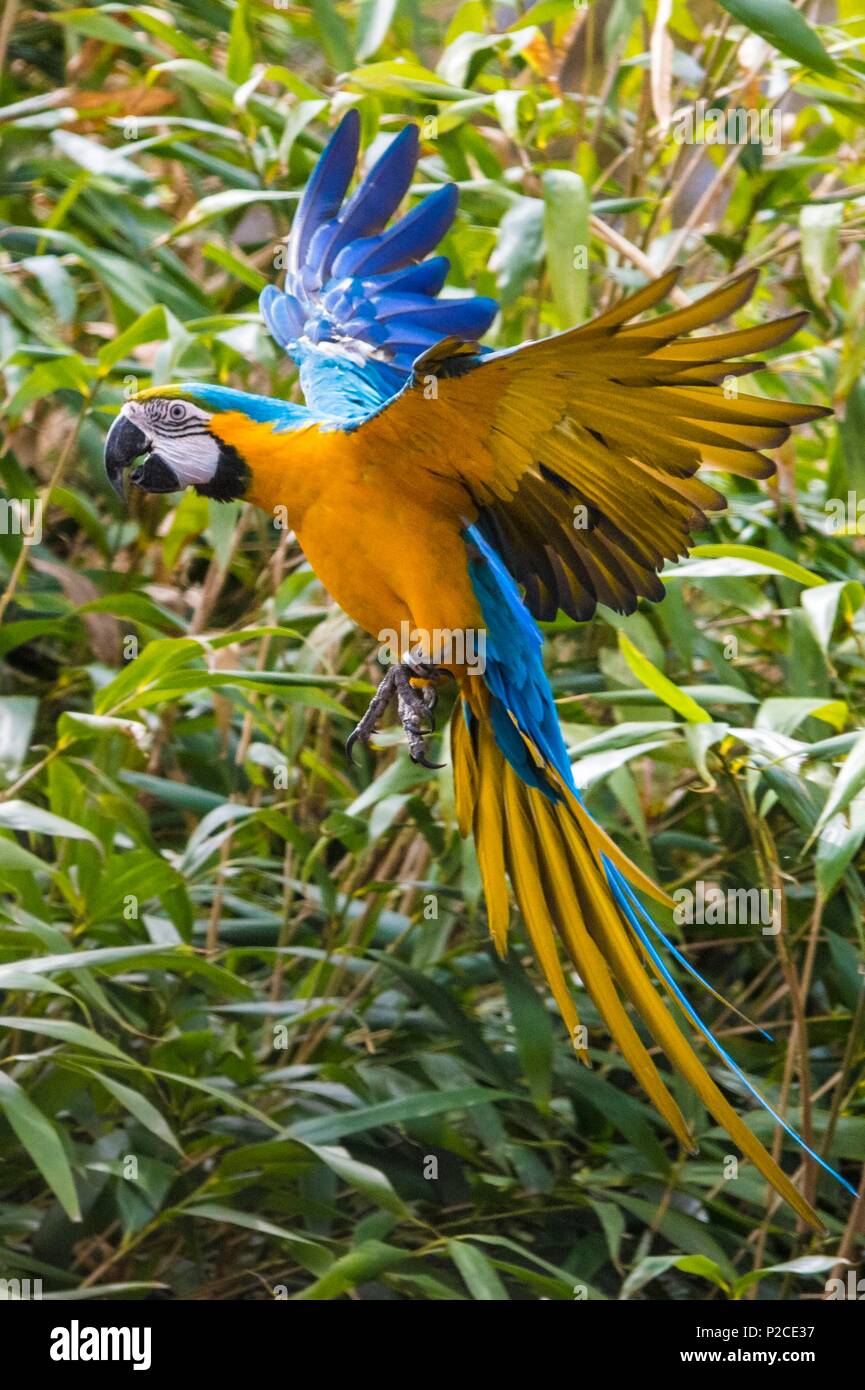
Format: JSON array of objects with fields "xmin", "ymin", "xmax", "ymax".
[
  {"xmin": 104, "ymin": 414, "xmax": 180, "ymax": 498},
  {"xmin": 105, "ymin": 414, "xmax": 148, "ymax": 497}
]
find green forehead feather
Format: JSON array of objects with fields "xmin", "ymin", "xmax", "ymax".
[{"xmin": 131, "ymin": 384, "xmax": 191, "ymax": 402}]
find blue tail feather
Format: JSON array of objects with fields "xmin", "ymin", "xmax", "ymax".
[{"xmin": 606, "ymin": 863, "xmax": 857, "ymax": 1198}]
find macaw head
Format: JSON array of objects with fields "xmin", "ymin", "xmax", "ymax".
[
  {"xmin": 110, "ymin": 378, "xmax": 319, "ymax": 504},
  {"xmin": 104, "ymin": 384, "xmax": 251, "ymax": 503},
  {"xmin": 104, "ymin": 383, "xmax": 315, "ymax": 505}
]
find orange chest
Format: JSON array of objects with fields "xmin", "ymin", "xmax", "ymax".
[
  {"xmin": 208, "ymin": 412, "xmax": 362, "ymax": 525},
  {"xmin": 208, "ymin": 411, "xmax": 482, "ymax": 641}
]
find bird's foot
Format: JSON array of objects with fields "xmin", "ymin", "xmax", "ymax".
[{"xmin": 347, "ymin": 655, "xmax": 444, "ymax": 769}]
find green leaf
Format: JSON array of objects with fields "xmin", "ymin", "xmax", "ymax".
[
  {"xmin": 0, "ymin": 697, "xmax": 37, "ymax": 780},
  {"xmin": 376, "ymin": 956, "xmax": 511, "ymax": 1085},
  {"xmin": 715, "ymin": 0, "xmax": 835, "ymax": 76},
  {"xmin": 202, "ymin": 242, "xmax": 268, "ymax": 293},
  {"xmin": 48, "ymin": 8, "xmax": 157, "ymax": 55},
  {"xmin": 571, "ymin": 735, "xmax": 674, "ymax": 790},
  {"xmin": 7, "ymin": 355, "xmax": 94, "ymax": 415},
  {"xmin": 96, "ymin": 305, "xmax": 167, "ymax": 372},
  {"xmin": 311, "ymin": 0, "xmax": 355, "ymax": 71},
  {"xmin": 94, "ymin": 638, "xmax": 202, "ymax": 716},
  {"xmin": 57, "ymin": 712, "xmax": 149, "ymax": 750},
  {"xmin": 809, "ymin": 731, "xmax": 865, "ymax": 844},
  {"xmin": 800, "ymin": 203, "xmax": 843, "ymax": 308},
  {"xmin": 732, "ymin": 1255, "xmax": 850, "ymax": 1299},
  {"xmin": 355, "ymin": 0, "xmax": 399, "ymax": 61},
  {"xmin": 43, "ymin": 1282, "xmax": 169, "ymax": 1300},
  {"xmin": 169, "ymin": 189, "xmax": 299, "ymax": 238},
  {"xmin": 490, "ymin": 197, "xmax": 544, "ymax": 306},
  {"xmin": 543, "ymin": 170, "xmax": 589, "ymax": 327},
  {"xmin": 0, "ymin": 1072, "xmax": 81, "ymax": 1222},
  {"xmin": 20, "ymin": 255, "xmax": 76, "ymax": 324},
  {"xmin": 816, "ymin": 802, "xmax": 865, "ymax": 899},
  {"xmin": 678, "ymin": 544, "xmax": 826, "ymax": 588},
  {"xmin": 302, "ymin": 1142, "xmax": 409, "ymax": 1217},
  {"xmin": 756, "ymin": 697, "xmax": 847, "ymax": 736},
  {"xmin": 589, "ymin": 1199, "xmax": 626, "ymax": 1268},
  {"xmin": 618, "ymin": 633, "xmax": 711, "ymax": 723},
  {"xmin": 571, "ymin": 1067, "xmax": 670, "ymax": 1173},
  {"xmin": 0, "ymin": 1016, "xmax": 130, "ymax": 1062},
  {"xmin": 612, "ymin": 1193, "xmax": 734, "ymax": 1279},
  {"xmin": 0, "ymin": 800, "xmax": 100, "ymax": 846},
  {"xmin": 801, "ymin": 580, "xmax": 864, "ymax": 653},
  {"xmin": 675, "ymin": 1254, "xmax": 732, "ymax": 1293},
  {"xmin": 227, "ymin": 0, "xmax": 254, "ymax": 84},
  {"xmin": 497, "ymin": 953, "xmax": 553, "ymax": 1109},
  {"xmin": 51, "ymin": 128, "xmax": 149, "ymax": 184},
  {"xmin": 448, "ymin": 1240, "xmax": 509, "ymax": 1299},
  {"xmin": 347, "ymin": 59, "xmax": 476, "ymax": 101},
  {"xmin": 621, "ymin": 1252, "xmax": 731, "ymax": 1298},
  {"xmin": 0, "ymin": 838, "xmax": 52, "ymax": 876},
  {"xmin": 85, "ymin": 1070, "xmax": 181, "ymax": 1154},
  {"xmin": 620, "ymin": 1253, "xmax": 683, "ymax": 1299},
  {"xmin": 294, "ymin": 1239, "xmax": 411, "ymax": 1300},
  {"xmin": 287, "ymin": 1087, "xmax": 515, "ymax": 1144},
  {"xmin": 0, "ymin": 972, "xmax": 72, "ymax": 998},
  {"xmin": 148, "ymin": 1069, "xmax": 280, "ymax": 1132},
  {"xmin": 115, "ymin": 7, "xmax": 203, "ymax": 61},
  {"xmin": 0, "ymin": 944, "xmax": 172, "ymax": 983},
  {"xmin": 185, "ymin": 1202, "xmax": 331, "ymax": 1274}
]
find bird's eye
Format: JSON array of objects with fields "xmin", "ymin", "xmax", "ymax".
[{"xmin": 169, "ymin": 402, "xmax": 186, "ymax": 421}]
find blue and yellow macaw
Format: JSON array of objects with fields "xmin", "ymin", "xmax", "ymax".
[{"xmin": 105, "ymin": 111, "xmax": 850, "ymax": 1226}]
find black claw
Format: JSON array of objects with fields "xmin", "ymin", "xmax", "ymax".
[
  {"xmin": 347, "ymin": 657, "xmax": 448, "ymax": 769},
  {"xmin": 411, "ymin": 752, "xmax": 446, "ymax": 770}
]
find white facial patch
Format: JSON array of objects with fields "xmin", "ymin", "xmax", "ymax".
[{"xmin": 123, "ymin": 398, "xmax": 221, "ymax": 486}]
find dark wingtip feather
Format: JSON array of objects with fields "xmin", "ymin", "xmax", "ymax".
[
  {"xmin": 770, "ymin": 308, "xmax": 810, "ymax": 343},
  {"xmin": 786, "ymin": 401, "xmax": 833, "ymax": 421}
]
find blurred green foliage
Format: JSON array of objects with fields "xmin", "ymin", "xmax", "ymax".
[{"xmin": 0, "ymin": 0, "xmax": 863, "ymax": 1300}]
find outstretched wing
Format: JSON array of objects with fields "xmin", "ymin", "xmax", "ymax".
[
  {"xmin": 357, "ymin": 269, "xmax": 830, "ymax": 621},
  {"xmin": 260, "ymin": 110, "xmax": 498, "ymax": 418}
]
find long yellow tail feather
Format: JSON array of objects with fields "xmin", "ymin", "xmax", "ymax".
[{"xmin": 451, "ymin": 700, "xmax": 823, "ymax": 1230}]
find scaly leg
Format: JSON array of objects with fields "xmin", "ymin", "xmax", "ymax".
[{"xmin": 346, "ymin": 655, "xmax": 444, "ymax": 768}]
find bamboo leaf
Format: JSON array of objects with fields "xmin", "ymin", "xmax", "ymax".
[
  {"xmin": 0, "ymin": 1073, "xmax": 81, "ymax": 1222},
  {"xmin": 618, "ymin": 633, "xmax": 712, "ymax": 723},
  {"xmin": 715, "ymin": 0, "xmax": 835, "ymax": 76}
]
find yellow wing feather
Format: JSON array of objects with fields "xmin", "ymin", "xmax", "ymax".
[{"xmin": 359, "ymin": 271, "xmax": 830, "ymax": 621}]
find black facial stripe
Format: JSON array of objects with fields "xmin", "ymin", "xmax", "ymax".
[
  {"xmin": 154, "ymin": 422, "xmax": 208, "ymax": 437},
  {"xmin": 144, "ymin": 401, "xmax": 207, "ymax": 435},
  {"xmin": 193, "ymin": 440, "xmax": 249, "ymax": 502}
]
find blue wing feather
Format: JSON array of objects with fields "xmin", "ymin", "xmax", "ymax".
[
  {"xmin": 330, "ymin": 184, "xmax": 459, "ymax": 277},
  {"xmin": 259, "ymin": 112, "xmax": 498, "ymax": 417},
  {"xmin": 289, "ymin": 109, "xmax": 359, "ymax": 276},
  {"xmin": 306, "ymin": 124, "xmax": 419, "ymax": 285}
]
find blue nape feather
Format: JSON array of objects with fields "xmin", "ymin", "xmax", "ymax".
[
  {"xmin": 464, "ymin": 523, "xmax": 856, "ymax": 1201},
  {"xmin": 181, "ymin": 384, "xmax": 312, "ymax": 429},
  {"xmin": 182, "ymin": 374, "xmax": 395, "ymax": 431}
]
